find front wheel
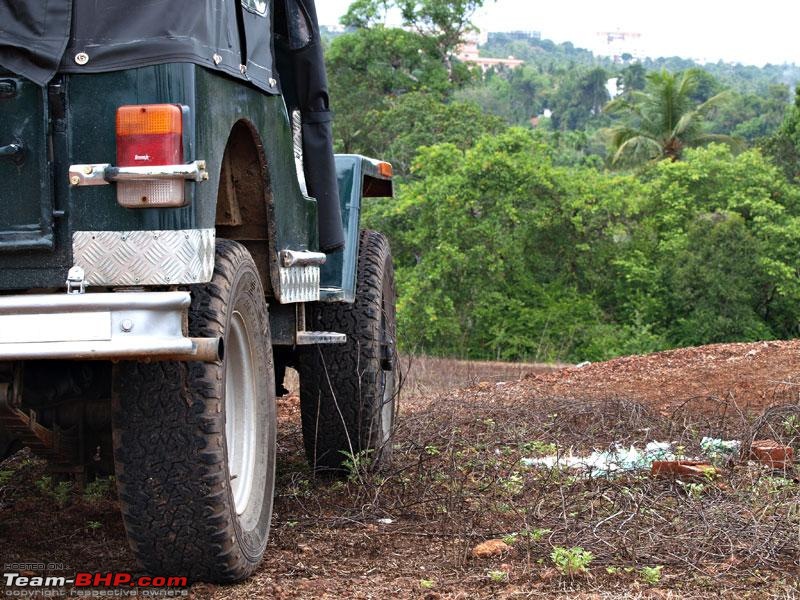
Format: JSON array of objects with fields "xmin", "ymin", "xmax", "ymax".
[
  {"xmin": 298, "ymin": 230, "xmax": 398, "ymax": 472},
  {"xmin": 112, "ymin": 240, "xmax": 276, "ymax": 583}
]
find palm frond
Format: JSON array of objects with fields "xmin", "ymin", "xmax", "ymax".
[{"xmin": 612, "ymin": 134, "xmax": 662, "ymax": 165}]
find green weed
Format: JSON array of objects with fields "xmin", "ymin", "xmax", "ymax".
[
  {"xmin": 640, "ymin": 565, "xmax": 663, "ymax": 585},
  {"xmin": 550, "ymin": 546, "xmax": 594, "ymax": 576},
  {"xmin": 487, "ymin": 570, "xmax": 508, "ymax": 583},
  {"xmin": 83, "ymin": 477, "xmax": 114, "ymax": 504}
]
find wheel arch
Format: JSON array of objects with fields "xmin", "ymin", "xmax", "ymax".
[{"xmin": 215, "ymin": 119, "xmax": 279, "ymax": 299}]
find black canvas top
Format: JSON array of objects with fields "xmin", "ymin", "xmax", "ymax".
[{"xmin": 0, "ymin": 0, "xmax": 278, "ymax": 93}]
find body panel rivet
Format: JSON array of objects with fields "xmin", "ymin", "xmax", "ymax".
[
  {"xmin": 75, "ymin": 52, "xmax": 89, "ymax": 65},
  {"xmin": 121, "ymin": 319, "xmax": 134, "ymax": 333}
]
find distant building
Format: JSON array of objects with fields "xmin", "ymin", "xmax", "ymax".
[
  {"xmin": 456, "ymin": 36, "xmax": 524, "ymax": 73},
  {"xmin": 594, "ymin": 31, "xmax": 643, "ymax": 63}
]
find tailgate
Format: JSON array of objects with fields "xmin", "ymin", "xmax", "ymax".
[{"xmin": 0, "ymin": 73, "xmax": 54, "ymax": 252}]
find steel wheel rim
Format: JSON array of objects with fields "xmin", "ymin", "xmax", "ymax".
[
  {"xmin": 225, "ymin": 310, "xmax": 257, "ymax": 516},
  {"xmin": 379, "ymin": 368, "xmax": 395, "ymax": 445},
  {"xmin": 379, "ymin": 274, "xmax": 396, "ymax": 445}
]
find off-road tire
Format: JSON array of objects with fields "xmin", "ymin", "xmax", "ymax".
[
  {"xmin": 112, "ymin": 240, "xmax": 276, "ymax": 583},
  {"xmin": 299, "ymin": 229, "xmax": 397, "ymax": 472}
]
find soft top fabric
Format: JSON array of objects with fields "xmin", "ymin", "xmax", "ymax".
[{"xmin": 0, "ymin": 0, "xmax": 277, "ymax": 93}]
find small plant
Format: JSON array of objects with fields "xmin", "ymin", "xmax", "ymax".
[
  {"xmin": 499, "ymin": 472, "xmax": 524, "ymax": 495},
  {"xmin": 286, "ymin": 477, "xmax": 312, "ymax": 499},
  {"xmin": 495, "ymin": 502, "xmax": 514, "ymax": 514},
  {"xmin": 419, "ymin": 579, "xmax": 435, "ymax": 590},
  {"xmin": 35, "ymin": 475, "xmax": 52, "ymax": 494},
  {"xmin": 487, "ymin": 570, "xmax": 508, "ymax": 583},
  {"xmin": 35, "ymin": 475, "xmax": 72, "ymax": 507},
  {"xmin": 550, "ymin": 546, "xmax": 594, "ymax": 576},
  {"xmin": 339, "ymin": 448, "xmax": 374, "ymax": 483},
  {"xmin": 501, "ymin": 533, "xmax": 518, "ymax": 546},
  {"xmin": 520, "ymin": 527, "xmax": 551, "ymax": 542},
  {"xmin": 86, "ymin": 520, "xmax": 102, "ymax": 531},
  {"xmin": 783, "ymin": 415, "xmax": 800, "ymax": 436},
  {"xmin": 682, "ymin": 482, "xmax": 706, "ymax": 499},
  {"xmin": 640, "ymin": 565, "xmax": 663, "ymax": 585},
  {"xmin": 83, "ymin": 476, "xmax": 114, "ymax": 504},
  {"xmin": 53, "ymin": 481, "xmax": 72, "ymax": 507},
  {"xmin": 606, "ymin": 566, "xmax": 620, "ymax": 575},
  {"xmin": 522, "ymin": 441, "xmax": 557, "ymax": 455},
  {"xmin": 0, "ymin": 469, "xmax": 14, "ymax": 486},
  {"xmin": 424, "ymin": 445, "xmax": 440, "ymax": 456},
  {"xmin": 498, "ymin": 445, "xmax": 514, "ymax": 457}
]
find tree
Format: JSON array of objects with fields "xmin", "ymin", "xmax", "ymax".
[
  {"xmin": 339, "ymin": 0, "xmax": 486, "ymax": 66},
  {"xmin": 762, "ymin": 86, "xmax": 800, "ymax": 182},
  {"xmin": 686, "ymin": 69, "xmax": 722, "ymax": 103},
  {"xmin": 341, "ymin": 0, "xmax": 391, "ymax": 28},
  {"xmin": 618, "ymin": 63, "xmax": 646, "ymax": 94},
  {"xmin": 545, "ymin": 67, "xmax": 611, "ymax": 131},
  {"xmin": 626, "ymin": 145, "xmax": 800, "ymax": 345},
  {"xmin": 368, "ymin": 92, "xmax": 507, "ymax": 174},
  {"xmin": 708, "ymin": 84, "xmax": 789, "ymax": 142},
  {"xmin": 326, "ymin": 27, "xmax": 449, "ymax": 152},
  {"xmin": 454, "ymin": 65, "xmax": 548, "ymax": 126},
  {"xmin": 579, "ymin": 67, "xmax": 610, "ymax": 115},
  {"xmin": 604, "ymin": 69, "xmax": 736, "ymax": 164},
  {"xmin": 397, "ymin": 0, "xmax": 486, "ymax": 60}
]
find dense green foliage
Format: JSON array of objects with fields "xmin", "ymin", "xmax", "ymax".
[
  {"xmin": 327, "ymin": 5, "xmax": 800, "ymax": 361},
  {"xmin": 604, "ymin": 69, "xmax": 736, "ymax": 164},
  {"xmin": 366, "ymin": 135, "xmax": 800, "ymax": 361}
]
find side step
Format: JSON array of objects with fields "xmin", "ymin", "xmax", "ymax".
[{"xmin": 295, "ymin": 331, "xmax": 346, "ymax": 345}]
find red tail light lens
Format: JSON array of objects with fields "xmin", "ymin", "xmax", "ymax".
[{"xmin": 115, "ymin": 104, "xmax": 186, "ymax": 208}]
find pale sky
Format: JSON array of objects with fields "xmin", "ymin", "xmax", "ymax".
[{"xmin": 316, "ymin": 1, "xmax": 800, "ymax": 66}]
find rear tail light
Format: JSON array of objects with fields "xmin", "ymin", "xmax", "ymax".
[{"xmin": 116, "ymin": 104, "xmax": 186, "ymax": 208}]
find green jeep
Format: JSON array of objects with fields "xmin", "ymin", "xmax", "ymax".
[{"xmin": 0, "ymin": 0, "xmax": 398, "ymax": 582}]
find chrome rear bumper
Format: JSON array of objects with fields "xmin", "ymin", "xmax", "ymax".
[{"xmin": 0, "ymin": 292, "xmax": 219, "ymax": 362}]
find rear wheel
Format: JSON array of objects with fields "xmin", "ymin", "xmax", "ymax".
[
  {"xmin": 112, "ymin": 240, "xmax": 276, "ymax": 583},
  {"xmin": 298, "ymin": 230, "xmax": 398, "ymax": 472}
]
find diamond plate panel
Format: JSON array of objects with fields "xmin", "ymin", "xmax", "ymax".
[
  {"xmin": 73, "ymin": 229, "xmax": 215, "ymax": 286},
  {"xmin": 278, "ymin": 265, "xmax": 320, "ymax": 303}
]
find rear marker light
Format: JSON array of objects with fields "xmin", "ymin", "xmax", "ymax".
[
  {"xmin": 116, "ymin": 104, "xmax": 185, "ymax": 208},
  {"xmin": 377, "ymin": 161, "xmax": 393, "ymax": 179}
]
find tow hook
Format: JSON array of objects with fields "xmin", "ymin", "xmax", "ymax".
[{"xmin": 66, "ymin": 266, "xmax": 87, "ymax": 295}]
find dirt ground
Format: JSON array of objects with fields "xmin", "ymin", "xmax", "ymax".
[{"xmin": 1, "ymin": 342, "xmax": 799, "ymax": 599}]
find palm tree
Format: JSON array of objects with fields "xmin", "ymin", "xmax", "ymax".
[{"xmin": 604, "ymin": 69, "xmax": 736, "ymax": 165}]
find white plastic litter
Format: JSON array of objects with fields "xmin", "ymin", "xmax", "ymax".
[
  {"xmin": 521, "ymin": 442, "xmax": 674, "ymax": 477},
  {"xmin": 700, "ymin": 437, "xmax": 741, "ymax": 459},
  {"xmin": 521, "ymin": 438, "xmax": 742, "ymax": 477}
]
